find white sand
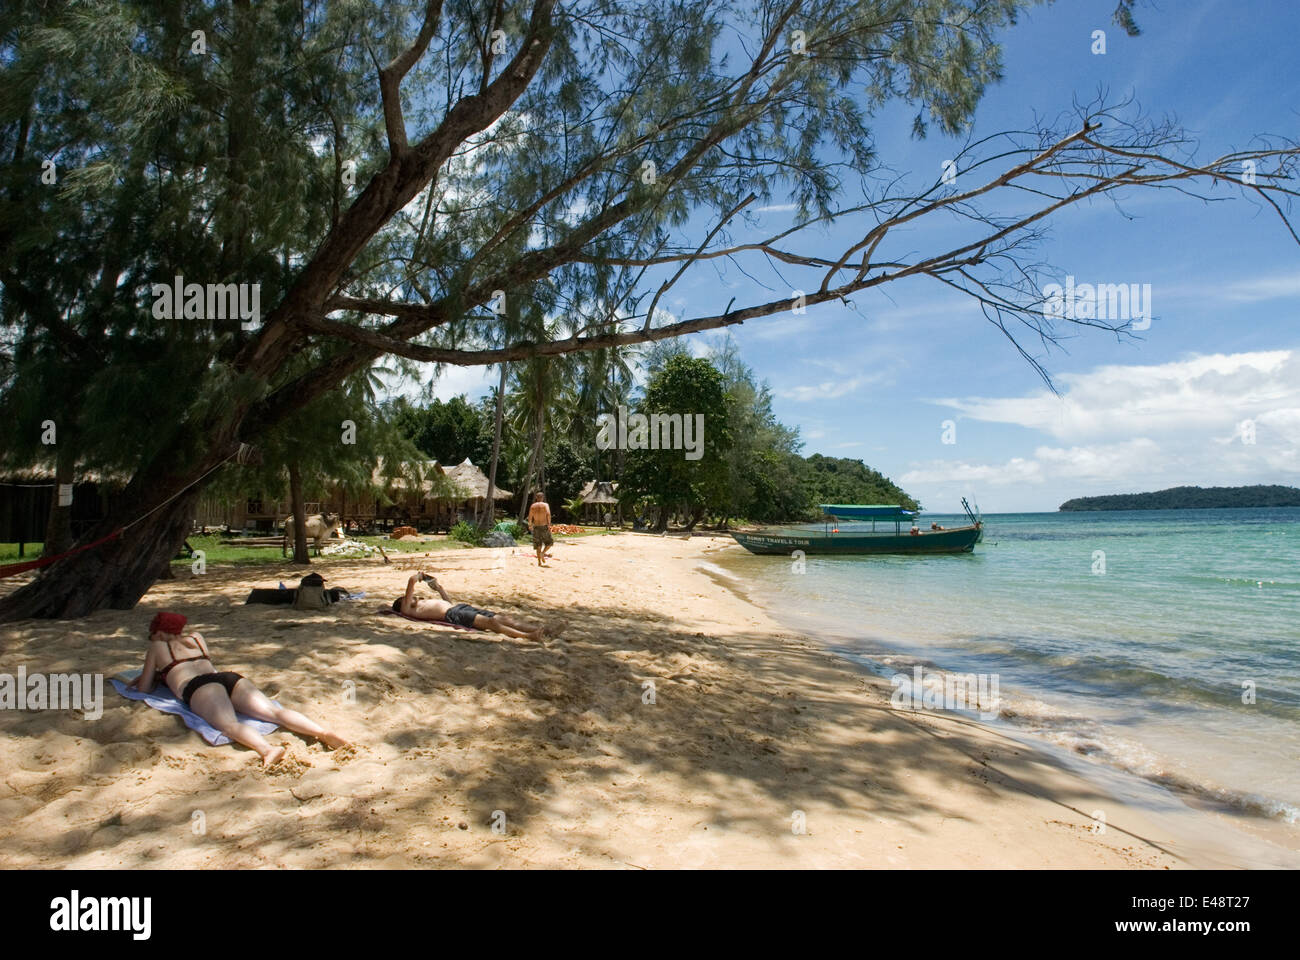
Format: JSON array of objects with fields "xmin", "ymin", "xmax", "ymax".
[{"xmin": 1, "ymin": 533, "xmax": 1293, "ymax": 868}]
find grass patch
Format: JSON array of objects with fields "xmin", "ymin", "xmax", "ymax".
[
  {"xmin": 3, "ymin": 530, "xmax": 616, "ymax": 570},
  {"xmin": 171, "ymin": 533, "xmax": 469, "ymax": 566},
  {"xmin": 0, "ymin": 542, "xmax": 43, "ymax": 563}
]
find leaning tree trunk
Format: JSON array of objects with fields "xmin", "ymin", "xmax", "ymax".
[
  {"xmin": 0, "ymin": 483, "xmax": 203, "ymax": 621},
  {"xmin": 287, "ymin": 461, "xmax": 310, "ymax": 564},
  {"xmin": 41, "ymin": 445, "xmax": 76, "ymax": 558},
  {"xmin": 481, "ymin": 363, "xmax": 507, "ymax": 530},
  {"xmin": 0, "ymin": 426, "xmax": 255, "ymax": 622}
]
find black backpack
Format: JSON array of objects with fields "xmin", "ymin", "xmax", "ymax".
[{"xmin": 292, "ymin": 572, "xmax": 332, "ymax": 610}]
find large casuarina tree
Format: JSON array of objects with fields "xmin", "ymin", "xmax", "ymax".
[{"xmin": 1, "ymin": 0, "xmax": 1297, "ymax": 619}]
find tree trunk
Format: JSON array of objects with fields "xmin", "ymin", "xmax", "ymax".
[
  {"xmin": 516, "ymin": 446, "xmax": 538, "ymax": 523},
  {"xmin": 516, "ymin": 425, "xmax": 545, "ymax": 523},
  {"xmin": 0, "ymin": 486, "xmax": 202, "ymax": 621},
  {"xmin": 41, "ymin": 446, "xmax": 76, "ymax": 558},
  {"xmin": 287, "ymin": 462, "xmax": 310, "ymax": 564},
  {"xmin": 534, "ymin": 403, "xmax": 547, "ymax": 493},
  {"xmin": 482, "ymin": 362, "xmax": 507, "ymax": 530}
]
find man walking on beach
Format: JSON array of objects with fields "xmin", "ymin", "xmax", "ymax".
[{"xmin": 527, "ymin": 491, "xmax": 554, "ymax": 567}]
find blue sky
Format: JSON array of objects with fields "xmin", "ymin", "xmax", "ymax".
[{"xmin": 428, "ymin": 0, "xmax": 1300, "ymax": 513}]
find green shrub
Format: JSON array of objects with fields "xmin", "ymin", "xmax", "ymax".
[
  {"xmin": 494, "ymin": 520, "xmax": 525, "ymax": 540},
  {"xmin": 448, "ymin": 520, "xmax": 483, "ymax": 545}
]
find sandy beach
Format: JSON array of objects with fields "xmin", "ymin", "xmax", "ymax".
[{"xmin": 0, "ymin": 532, "xmax": 1292, "ymax": 869}]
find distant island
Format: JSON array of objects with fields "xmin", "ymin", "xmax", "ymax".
[{"xmin": 1059, "ymin": 485, "xmax": 1300, "ymax": 511}]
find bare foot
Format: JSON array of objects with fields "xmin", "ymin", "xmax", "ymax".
[
  {"xmin": 319, "ymin": 731, "xmax": 350, "ymax": 750},
  {"xmin": 263, "ymin": 745, "xmax": 287, "ymax": 768}
]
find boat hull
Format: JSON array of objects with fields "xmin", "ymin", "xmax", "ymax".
[{"xmin": 729, "ymin": 524, "xmax": 982, "ymax": 555}]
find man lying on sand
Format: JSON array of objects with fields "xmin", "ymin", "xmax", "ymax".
[
  {"xmin": 394, "ymin": 572, "xmax": 546, "ymax": 640},
  {"xmin": 129, "ymin": 611, "xmax": 349, "ymax": 767}
]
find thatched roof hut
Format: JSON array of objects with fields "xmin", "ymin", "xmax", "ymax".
[
  {"xmin": 0, "ymin": 466, "xmax": 129, "ymax": 543},
  {"xmin": 576, "ymin": 480, "xmax": 619, "ymax": 506},
  {"xmin": 0, "ymin": 464, "xmax": 129, "ymax": 487},
  {"xmin": 442, "ymin": 458, "xmax": 512, "ymax": 501},
  {"xmin": 370, "ymin": 458, "xmax": 469, "ymax": 500}
]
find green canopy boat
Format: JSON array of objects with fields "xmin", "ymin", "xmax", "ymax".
[{"xmin": 729, "ymin": 500, "xmax": 983, "ymax": 556}]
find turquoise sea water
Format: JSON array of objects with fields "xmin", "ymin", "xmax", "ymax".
[{"xmin": 711, "ymin": 507, "xmax": 1300, "ymax": 824}]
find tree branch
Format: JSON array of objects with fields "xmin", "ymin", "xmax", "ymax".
[{"xmin": 378, "ymin": 1, "xmax": 444, "ymax": 157}]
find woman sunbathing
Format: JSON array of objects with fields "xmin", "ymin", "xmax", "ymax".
[{"xmin": 129, "ymin": 611, "xmax": 348, "ymax": 767}]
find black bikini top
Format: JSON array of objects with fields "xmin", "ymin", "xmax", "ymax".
[{"xmin": 156, "ymin": 636, "xmax": 209, "ymax": 679}]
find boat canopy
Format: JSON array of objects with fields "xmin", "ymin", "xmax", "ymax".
[{"xmin": 820, "ymin": 504, "xmax": 918, "ymax": 521}]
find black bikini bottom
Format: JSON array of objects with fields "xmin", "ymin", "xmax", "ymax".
[{"xmin": 180, "ymin": 671, "xmax": 245, "ymax": 707}]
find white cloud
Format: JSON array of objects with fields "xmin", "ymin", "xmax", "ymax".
[
  {"xmin": 901, "ymin": 456, "xmax": 1046, "ymax": 487},
  {"xmin": 904, "ymin": 441, "xmax": 1167, "ymax": 489},
  {"xmin": 906, "ymin": 352, "xmax": 1300, "ymax": 507},
  {"xmin": 429, "ymin": 364, "xmax": 495, "ymax": 402},
  {"xmin": 935, "ymin": 351, "xmax": 1295, "ymax": 440},
  {"xmin": 778, "ymin": 375, "xmax": 878, "ymax": 402},
  {"xmin": 1217, "ymin": 272, "xmax": 1300, "ymax": 304},
  {"xmin": 750, "ymin": 312, "xmax": 818, "ymax": 341}
]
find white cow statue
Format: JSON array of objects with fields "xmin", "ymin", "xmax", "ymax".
[{"xmin": 283, "ymin": 513, "xmax": 342, "ymax": 553}]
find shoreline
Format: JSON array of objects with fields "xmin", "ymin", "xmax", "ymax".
[
  {"xmin": 700, "ymin": 541, "xmax": 1300, "ymax": 868},
  {"xmin": 0, "ymin": 532, "xmax": 1292, "ymax": 868}
]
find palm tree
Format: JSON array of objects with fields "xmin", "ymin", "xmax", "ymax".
[
  {"xmin": 481, "ymin": 362, "xmax": 508, "ymax": 529},
  {"xmin": 505, "ymin": 311, "xmax": 582, "ymax": 521}
]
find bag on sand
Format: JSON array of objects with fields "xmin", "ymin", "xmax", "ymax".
[{"xmin": 292, "ymin": 572, "xmax": 332, "ymax": 610}]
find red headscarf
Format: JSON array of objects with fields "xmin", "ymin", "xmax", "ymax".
[{"xmin": 149, "ymin": 611, "xmax": 187, "ymax": 636}]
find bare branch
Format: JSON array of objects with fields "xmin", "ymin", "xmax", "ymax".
[
  {"xmin": 642, "ymin": 192, "xmax": 757, "ymax": 332},
  {"xmin": 378, "ymin": 1, "xmax": 444, "ymax": 157}
]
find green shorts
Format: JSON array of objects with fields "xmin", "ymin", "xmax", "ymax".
[{"xmin": 531, "ymin": 524, "xmax": 553, "ymax": 548}]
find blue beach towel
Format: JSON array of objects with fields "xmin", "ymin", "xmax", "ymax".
[{"xmin": 112, "ymin": 671, "xmax": 280, "ymax": 746}]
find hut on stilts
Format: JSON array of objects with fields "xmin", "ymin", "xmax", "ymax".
[
  {"xmin": 574, "ymin": 480, "xmax": 621, "ymax": 527},
  {"xmin": 439, "ymin": 458, "xmax": 513, "ymax": 527}
]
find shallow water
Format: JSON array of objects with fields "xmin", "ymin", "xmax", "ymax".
[{"xmin": 712, "ymin": 507, "xmax": 1300, "ymax": 825}]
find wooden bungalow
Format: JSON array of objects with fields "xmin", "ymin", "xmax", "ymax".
[
  {"xmin": 193, "ymin": 494, "xmax": 290, "ymax": 532},
  {"xmin": 190, "ymin": 457, "xmax": 510, "ymax": 535},
  {"xmin": 192, "ymin": 459, "xmax": 443, "ymax": 534},
  {"xmin": 366, "ymin": 458, "xmax": 451, "ymax": 531},
  {"xmin": 0, "ymin": 468, "xmax": 127, "ymax": 554}
]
